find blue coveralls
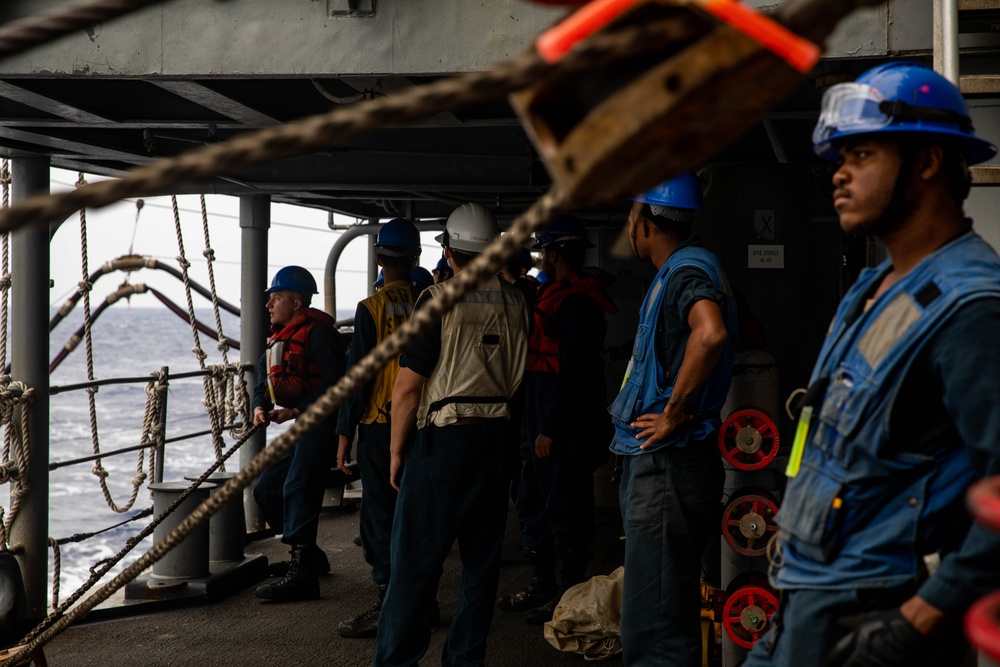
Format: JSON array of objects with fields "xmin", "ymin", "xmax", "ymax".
[
  {"xmin": 609, "ymin": 241, "xmax": 737, "ymax": 667},
  {"xmin": 746, "ymin": 230, "xmax": 1000, "ymax": 666}
]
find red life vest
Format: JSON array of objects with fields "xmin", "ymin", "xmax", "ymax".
[
  {"xmin": 266, "ymin": 307, "xmax": 336, "ymax": 407},
  {"xmin": 525, "ymin": 272, "xmax": 617, "ymax": 374}
]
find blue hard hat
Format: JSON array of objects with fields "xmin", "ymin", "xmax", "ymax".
[
  {"xmin": 812, "ymin": 62, "xmax": 997, "ymax": 164},
  {"xmin": 634, "ymin": 173, "xmax": 704, "ymax": 211},
  {"xmin": 266, "ymin": 265, "xmax": 318, "ymax": 295},
  {"xmin": 536, "ymin": 270, "xmax": 549, "ymax": 284},
  {"xmin": 434, "ymin": 257, "xmax": 451, "ymax": 274},
  {"xmin": 532, "ymin": 214, "xmax": 594, "ymax": 250},
  {"xmin": 374, "ymin": 218, "xmax": 422, "ymax": 257},
  {"xmin": 411, "ymin": 266, "xmax": 434, "ymax": 291}
]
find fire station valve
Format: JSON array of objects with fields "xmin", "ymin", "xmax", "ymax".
[
  {"xmin": 722, "ymin": 572, "xmax": 779, "ymax": 650},
  {"xmin": 965, "ymin": 475, "xmax": 1000, "ymax": 663},
  {"xmin": 719, "ymin": 408, "xmax": 780, "ymax": 471},
  {"xmin": 721, "ymin": 488, "xmax": 778, "ymax": 557}
]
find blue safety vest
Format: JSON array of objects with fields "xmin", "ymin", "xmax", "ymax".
[
  {"xmin": 775, "ymin": 230, "xmax": 1000, "ymax": 590},
  {"xmin": 609, "ymin": 245, "xmax": 737, "ymax": 455}
]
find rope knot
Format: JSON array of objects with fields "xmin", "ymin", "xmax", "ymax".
[
  {"xmin": 176, "ymin": 256, "xmax": 191, "ymax": 270},
  {"xmin": 216, "ymin": 338, "xmax": 230, "ymax": 352},
  {"xmin": 131, "ymin": 472, "xmax": 147, "ymax": 488},
  {"xmin": 0, "ymin": 273, "xmax": 11, "ymax": 290},
  {"xmin": 77, "ymin": 280, "xmax": 93, "ymax": 294},
  {"xmin": 91, "ymin": 465, "xmax": 109, "ymax": 479},
  {"xmin": 0, "ymin": 461, "xmax": 19, "ymax": 483},
  {"xmin": 202, "ymin": 248, "xmax": 215, "ymax": 261},
  {"xmin": 192, "ymin": 347, "xmax": 208, "ymax": 362},
  {"xmin": 86, "ymin": 386, "xmax": 99, "ymax": 397}
]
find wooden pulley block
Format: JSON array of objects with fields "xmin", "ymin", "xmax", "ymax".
[{"xmin": 510, "ymin": 0, "xmax": 820, "ymax": 207}]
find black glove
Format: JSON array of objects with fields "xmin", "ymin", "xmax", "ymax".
[{"xmin": 824, "ymin": 608, "xmax": 924, "ymax": 667}]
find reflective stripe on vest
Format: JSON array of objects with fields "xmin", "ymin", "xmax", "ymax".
[
  {"xmin": 417, "ymin": 276, "xmax": 529, "ymax": 428},
  {"xmin": 359, "ymin": 280, "xmax": 416, "ymax": 424},
  {"xmin": 266, "ymin": 307, "xmax": 335, "ymax": 408}
]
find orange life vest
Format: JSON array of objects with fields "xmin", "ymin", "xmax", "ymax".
[
  {"xmin": 525, "ymin": 272, "xmax": 618, "ymax": 374},
  {"xmin": 266, "ymin": 308, "xmax": 336, "ymax": 407}
]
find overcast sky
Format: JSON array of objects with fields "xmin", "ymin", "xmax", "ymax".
[{"xmin": 47, "ymin": 168, "xmax": 445, "ymax": 319}]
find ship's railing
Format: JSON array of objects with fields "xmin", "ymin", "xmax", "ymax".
[{"xmin": 46, "ymin": 363, "xmax": 252, "ymax": 479}]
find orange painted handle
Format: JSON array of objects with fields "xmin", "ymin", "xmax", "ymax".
[
  {"xmin": 536, "ymin": 0, "xmax": 643, "ymax": 63},
  {"xmin": 536, "ymin": 0, "xmax": 820, "ymax": 74},
  {"xmin": 700, "ymin": 0, "xmax": 820, "ymax": 74}
]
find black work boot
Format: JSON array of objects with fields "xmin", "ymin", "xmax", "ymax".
[
  {"xmin": 267, "ymin": 544, "xmax": 330, "ymax": 577},
  {"xmin": 337, "ymin": 584, "xmax": 387, "ymax": 638},
  {"xmin": 256, "ymin": 546, "xmax": 320, "ymax": 602},
  {"xmin": 497, "ymin": 551, "xmax": 557, "ymax": 612},
  {"xmin": 524, "ymin": 558, "xmax": 588, "ymax": 625}
]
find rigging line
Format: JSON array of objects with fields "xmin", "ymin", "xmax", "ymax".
[
  {"xmin": 0, "ymin": 0, "xmax": 176, "ymax": 61},
  {"xmin": 8, "ymin": 187, "xmax": 567, "ymax": 663},
  {"xmin": 53, "ymin": 507, "xmax": 153, "ymax": 546},
  {"xmin": 19, "ymin": 422, "xmax": 263, "ymax": 648}
]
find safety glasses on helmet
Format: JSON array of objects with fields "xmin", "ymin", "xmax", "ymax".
[{"xmin": 812, "ymin": 83, "xmax": 891, "ymax": 148}]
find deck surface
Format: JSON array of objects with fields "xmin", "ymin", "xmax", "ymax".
[{"xmin": 41, "ymin": 499, "xmax": 626, "ymax": 666}]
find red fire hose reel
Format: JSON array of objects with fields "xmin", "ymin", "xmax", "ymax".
[
  {"xmin": 722, "ymin": 489, "xmax": 779, "ymax": 557},
  {"xmin": 722, "ymin": 573, "xmax": 779, "ymax": 649},
  {"xmin": 719, "ymin": 408, "xmax": 780, "ymax": 471},
  {"xmin": 966, "ymin": 476, "xmax": 1000, "ymax": 662}
]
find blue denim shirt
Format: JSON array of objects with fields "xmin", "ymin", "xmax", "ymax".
[{"xmin": 775, "ymin": 229, "xmax": 1000, "ymax": 618}]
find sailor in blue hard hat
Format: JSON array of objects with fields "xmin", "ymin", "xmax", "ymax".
[
  {"xmin": 744, "ymin": 62, "xmax": 1000, "ymax": 667},
  {"xmin": 252, "ymin": 265, "xmax": 344, "ymax": 602},
  {"xmin": 335, "ymin": 217, "xmax": 425, "ymax": 638},
  {"xmin": 612, "ymin": 173, "xmax": 738, "ymax": 667}
]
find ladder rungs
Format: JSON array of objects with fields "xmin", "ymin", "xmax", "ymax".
[
  {"xmin": 972, "ymin": 165, "xmax": 1000, "ymax": 184},
  {"xmin": 960, "ymin": 75, "xmax": 1000, "ymax": 94}
]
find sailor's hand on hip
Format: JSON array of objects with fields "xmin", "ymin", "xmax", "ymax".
[
  {"xmin": 535, "ymin": 434, "xmax": 554, "ymax": 459},
  {"xmin": 632, "ymin": 409, "xmax": 691, "ymax": 450},
  {"xmin": 337, "ymin": 435, "xmax": 353, "ymax": 476}
]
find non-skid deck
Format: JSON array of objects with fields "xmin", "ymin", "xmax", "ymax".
[{"xmin": 42, "ymin": 501, "xmax": 626, "ymax": 666}]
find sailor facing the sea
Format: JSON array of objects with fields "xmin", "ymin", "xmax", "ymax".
[{"xmin": 251, "ymin": 265, "xmax": 346, "ymax": 602}]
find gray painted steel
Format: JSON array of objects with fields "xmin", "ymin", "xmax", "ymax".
[
  {"xmin": 238, "ymin": 195, "xmax": 269, "ymax": 533},
  {"xmin": 148, "ymin": 481, "xmax": 215, "ymax": 579},
  {"xmin": 9, "ymin": 157, "xmax": 50, "ymax": 622},
  {"xmin": 185, "ymin": 472, "xmax": 245, "ymax": 563}
]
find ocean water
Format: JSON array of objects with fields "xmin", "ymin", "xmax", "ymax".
[{"xmin": 44, "ymin": 304, "xmax": 352, "ymax": 604}]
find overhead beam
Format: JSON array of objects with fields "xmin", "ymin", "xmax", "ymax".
[
  {"xmin": 148, "ymin": 81, "xmax": 279, "ymax": 126},
  {"xmin": 0, "ymin": 80, "xmax": 111, "ymax": 124},
  {"xmin": 0, "ymin": 126, "xmax": 151, "ymax": 164}
]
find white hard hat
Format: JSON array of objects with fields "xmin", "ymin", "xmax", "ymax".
[{"xmin": 435, "ymin": 202, "xmax": 500, "ymax": 253}]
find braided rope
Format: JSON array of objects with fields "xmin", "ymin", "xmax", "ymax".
[
  {"xmin": 48, "ymin": 537, "xmax": 61, "ymax": 611},
  {"xmin": 77, "ymin": 175, "xmax": 150, "ymax": 513},
  {"xmin": 170, "ymin": 196, "xmax": 227, "ymax": 465},
  {"xmin": 2, "ymin": 383, "xmax": 33, "ymax": 539},
  {"xmin": 0, "ymin": 0, "xmax": 168, "ymax": 61},
  {"xmin": 3, "ymin": 188, "xmax": 567, "ymax": 665},
  {"xmin": 197, "ymin": 195, "xmax": 247, "ymax": 441},
  {"xmin": 0, "ymin": 21, "xmax": 696, "ymax": 235},
  {"xmin": 19, "ymin": 421, "xmax": 263, "ymax": 649},
  {"xmin": 0, "ymin": 159, "xmax": 9, "ymax": 381}
]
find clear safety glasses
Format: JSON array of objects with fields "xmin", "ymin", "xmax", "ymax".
[{"xmin": 812, "ymin": 82, "xmax": 891, "ymax": 146}]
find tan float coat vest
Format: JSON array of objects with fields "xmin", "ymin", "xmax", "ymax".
[
  {"xmin": 417, "ymin": 276, "xmax": 529, "ymax": 428},
  {"xmin": 359, "ymin": 280, "xmax": 416, "ymax": 424}
]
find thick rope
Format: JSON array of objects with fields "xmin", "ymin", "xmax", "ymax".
[
  {"xmin": 78, "ymin": 175, "xmax": 154, "ymax": 513},
  {"xmin": 0, "ymin": 382, "xmax": 33, "ymax": 541},
  {"xmin": 0, "ymin": 20, "xmax": 697, "ymax": 234},
  {"xmin": 0, "ymin": 159, "xmax": 9, "ymax": 382},
  {"xmin": 4, "ymin": 189, "xmax": 567, "ymax": 665},
  {"xmin": 170, "ymin": 196, "xmax": 227, "ymax": 466},
  {"xmin": 19, "ymin": 422, "xmax": 262, "ymax": 649},
  {"xmin": 0, "ymin": 0, "xmax": 171, "ymax": 61},
  {"xmin": 197, "ymin": 195, "xmax": 247, "ymax": 439},
  {"xmin": 48, "ymin": 537, "xmax": 61, "ymax": 611}
]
